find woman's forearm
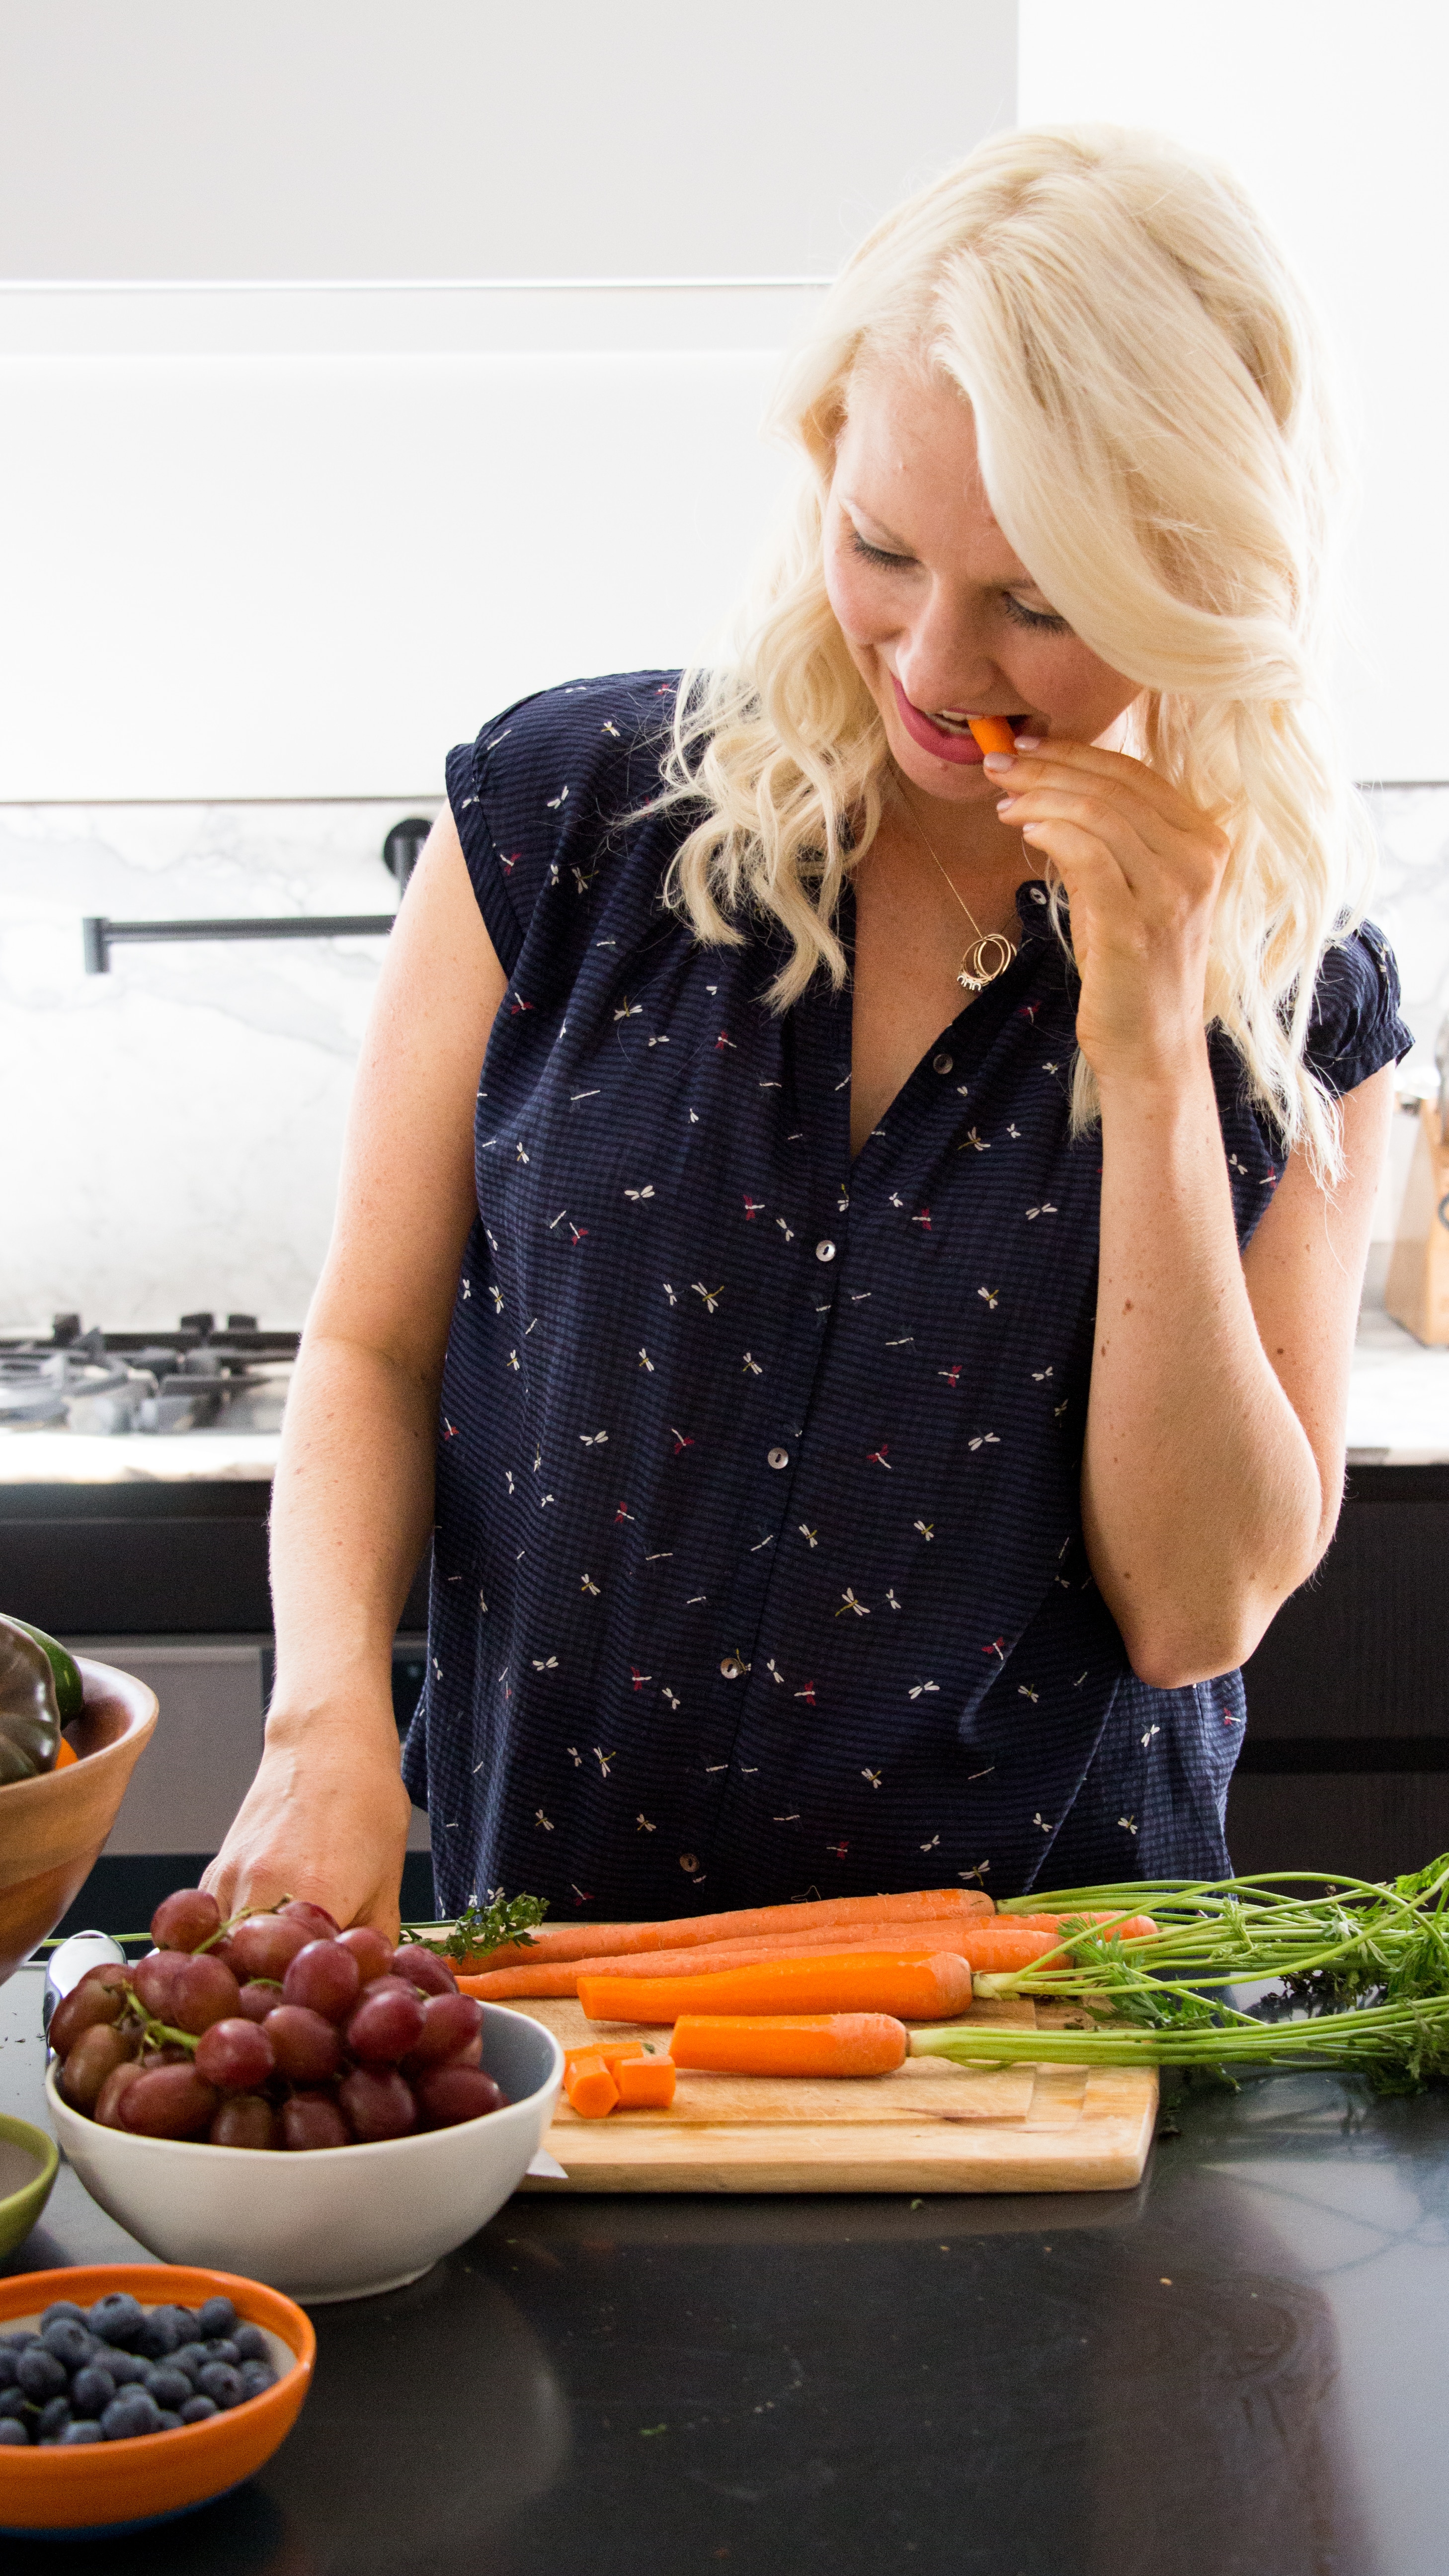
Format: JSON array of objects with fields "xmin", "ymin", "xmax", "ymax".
[
  {"xmin": 265, "ymin": 1329, "xmax": 441, "ymax": 1749},
  {"xmin": 1081, "ymin": 1041, "xmax": 1322, "ymax": 1687}
]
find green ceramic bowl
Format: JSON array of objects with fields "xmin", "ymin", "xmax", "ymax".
[{"xmin": 0, "ymin": 2113, "xmax": 59, "ymax": 2259}]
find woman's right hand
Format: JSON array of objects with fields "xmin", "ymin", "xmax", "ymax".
[{"xmin": 200, "ymin": 1702, "xmax": 415, "ymax": 1941}]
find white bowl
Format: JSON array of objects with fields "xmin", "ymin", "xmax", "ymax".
[{"xmin": 47, "ymin": 2003, "xmax": 564, "ymax": 2304}]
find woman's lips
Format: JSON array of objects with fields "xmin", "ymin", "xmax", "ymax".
[{"xmin": 888, "ymin": 672, "xmax": 1026, "ymax": 768}]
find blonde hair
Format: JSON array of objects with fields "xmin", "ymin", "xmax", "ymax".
[{"xmin": 659, "ymin": 124, "xmax": 1373, "ymax": 1178}]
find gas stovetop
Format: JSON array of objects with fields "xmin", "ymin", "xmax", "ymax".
[{"xmin": 0, "ymin": 1312, "xmax": 298, "ymax": 1436}]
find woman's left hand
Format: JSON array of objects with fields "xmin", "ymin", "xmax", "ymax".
[{"xmin": 985, "ymin": 740, "xmax": 1230, "ymax": 1089}]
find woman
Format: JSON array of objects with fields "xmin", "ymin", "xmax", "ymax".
[{"xmin": 206, "ymin": 127, "xmax": 1408, "ymax": 1937}]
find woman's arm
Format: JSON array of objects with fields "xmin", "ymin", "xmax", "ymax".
[
  {"xmin": 985, "ymin": 735, "xmax": 1393, "ymax": 1686},
  {"xmin": 1082, "ymin": 1056, "xmax": 1391, "ymax": 1685},
  {"xmin": 202, "ymin": 810, "xmax": 507, "ymax": 1933}
]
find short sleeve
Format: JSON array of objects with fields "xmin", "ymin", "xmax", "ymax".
[
  {"xmin": 1304, "ymin": 921, "xmax": 1413, "ymax": 1097},
  {"xmin": 445, "ymin": 670, "xmax": 679, "ymax": 977}
]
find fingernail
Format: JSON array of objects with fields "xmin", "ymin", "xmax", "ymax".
[
  {"xmin": 981, "ymin": 753, "xmax": 1014, "ymax": 773},
  {"xmin": 1013, "ymin": 733, "xmax": 1042, "ymax": 750},
  {"xmin": 995, "ymin": 796, "xmax": 1016, "ymax": 812}
]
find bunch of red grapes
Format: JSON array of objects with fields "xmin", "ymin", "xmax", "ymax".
[{"xmin": 50, "ymin": 1888, "xmax": 508, "ymax": 2148}]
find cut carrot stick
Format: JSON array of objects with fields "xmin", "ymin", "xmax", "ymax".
[
  {"xmin": 563, "ymin": 2051, "xmax": 620, "ymax": 2118},
  {"xmin": 450, "ymin": 1885, "xmax": 993, "ymax": 1971},
  {"xmin": 965, "ymin": 715, "xmax": 1018, "ymax": 756},
  {"xmin": 580, "ymin": 1949, "xmax": 972, "ymax": 2026},
  {"xmin": 614, "ymin": 2054, "xmax": 677, "ymax": 2107},
  {"xmin": 460, "ymin": 1919, "xmax": 996, "ymax": 2000},
  {"xmin": 671, "ymin": 2013, "xmax": 907, "ymax": 2077},
  {"xmin": 53, "ymin": 1738, "xmax": 78, "ymax": 1770}
]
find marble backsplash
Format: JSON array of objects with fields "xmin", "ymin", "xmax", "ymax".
[
  {"xmin": 1, "ymin": 797, "xmax": 437, "ymax": 1331},
  {"xmin": 1, "ymin": 781, "xmax": 1446, "ymax": 1333}
]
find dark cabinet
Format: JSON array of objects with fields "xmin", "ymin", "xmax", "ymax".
[
  {"xmin": 1233, "ymin": 1464, "xmax": 1449, "ymax": 1878},
  {"xmin": 5, "ymin": 1468, "xmax": 1448, "ymax": 1888}
]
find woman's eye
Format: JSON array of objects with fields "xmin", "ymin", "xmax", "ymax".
[
  {"xmin": 1002, "ymin": 592, "xmax": 1070, "ymax": 635},
  {"xmin": 849, "ymin": 531, "xmax": 913, "ymax": 570}
]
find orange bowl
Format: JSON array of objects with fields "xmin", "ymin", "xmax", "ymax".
[
  {"xmin": 0, "ymin": 2262, "xmax": 314, "ymax": 2535},
  {"xmin": 0, "ymin": 1654, "xmax": 158, "ymax": 1985}
]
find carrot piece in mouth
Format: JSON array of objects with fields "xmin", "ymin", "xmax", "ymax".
[{"xmin": 966, "ymin": 715, "xmax": 1018, "ymax": 756}]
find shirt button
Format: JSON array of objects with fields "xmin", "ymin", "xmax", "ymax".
[
  {"xmin": 1030, "ymin": 886, "xmax": 1048, "ymax": 905},
  {"xmin": 720, "ymin": 1657, "xmax": 742, "ymax": 1680},
  {"xmin": 815, "ymin": 1239, "xmax": 836, "ymax": 1263},
  {"xmin": 932, "ymin": 1051, "xmax": 954, "ymax": 1075},
  {"xmin": 767, "ymin": 1446, "xmax": 790, "ymax": 1470}
]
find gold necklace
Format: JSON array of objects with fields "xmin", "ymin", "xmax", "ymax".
[{"xmin": 897, "ymin": 794, "xmax": 1017, "ymax": 994}]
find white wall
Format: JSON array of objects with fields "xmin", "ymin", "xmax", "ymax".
[
  {"xmin": 0, "ymin": 0, "xmax": 1016, "ymax": 282},
  {"xmin": 1019, "ymin": 0, "xmax": 1449, "ymax": 787},
  {"xmin": 0, "ymin": 1, "xmax": 1016, "ymax": 802}
]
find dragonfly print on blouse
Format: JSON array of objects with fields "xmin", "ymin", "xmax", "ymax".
[{"xmin": 402, "ymin": 670, "xmax": 1411, "ymax": 1919}]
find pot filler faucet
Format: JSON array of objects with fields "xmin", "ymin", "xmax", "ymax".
[{"xmin": 81, "ymin": 816, "xmax": 433, "ymax": 972}]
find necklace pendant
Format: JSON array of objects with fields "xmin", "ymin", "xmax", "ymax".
[{"xmin": 956, "ymin": 965, "xmax": 985, "ymax": 993}]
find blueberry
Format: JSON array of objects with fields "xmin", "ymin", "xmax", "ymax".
[
  {"xmin": 0, "ymin": 2349, "xmax": 17, "ymax": 2388},
  {"xmin": 145, "ymin": 2365, "xmax": 193, "ymax": 2411},
  {"xmin": 88, "ymin": 2293, "xmax": 147, "ymax": 2348},
  {"xmin": 101, "ymin": 2388, "xmax": 162, "ymax": 2440},
  {"xmin": 171, "ymin": 2340, "xmax": 211, "ymax": 2383},
  {"xmin": 156, "ymin": 2409, "xmax": 183, "ymax": 2430},
  {"xmin": 179, "ymin": 2394, "xmax": 218, "ymax": 2424},
  {"xmin": 232, "ymin": 2324, "xmax": 269, "ymax": 2363},
  {"xmin": 196, "ymin": 2297, "xmax": 238, "ymax": 2341},
  {"xmin": 238, "ymin": 2359, "xmax": 276, "ymax": 2398},
  {"xmin": 197, "ymin": 2361, "xmax": 244, "ymax": 2409},
  {"xmin": 40, "ymin": 2301, "xmax": 87, "ymax": 2331},
  {"xmin": 36, "ymin": 2395, "xmax": 72, "ymax": 2442},
  {"xmin": 41, "ymin": 2317, "xmax": 93, "ymax": 2370},
  {"xmin": 148, "ymin": 2305, "xmax": 193, "ymax": 2350},
  {"xmin": 72, "ymin": 2363, "xmax": 116, "ymax": 2415},
  {"xmin": 61, "ymin": 2420, "xmax": 104, "ymax": 2444},
  {"xmin": 106, "ymin": 2351, "xmax": 151, "ymax": 2387},
  {"xmin": 205, "ymin": 2338, "xmax": 240, "ymax": 2367},
  {"xmin": 16, "ymin": 2347, "xmax": 67, "ymax": 2401},
  {"xmin": 0, "ymin": 2418, "xmax": 29, "ymax": 2445},
  {"xmin": 0, "ymin": 2330, "xmax": 36, "ymax": 2348},
  {"xmin": 0, "ymin": 2385, "xmax": 29, "ymax": 2420}
]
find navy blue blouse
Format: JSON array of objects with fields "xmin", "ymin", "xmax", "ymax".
[{"xmin": 403, "ymin": 671, "xmax": 1411, "ymax": 1919}]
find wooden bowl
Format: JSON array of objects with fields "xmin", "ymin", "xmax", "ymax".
[
  {"xmin": 0, "ymin": 2263, "xmax": 314, "ymax": 2536},
  {"xmin": 0, "ymin": 1655, "xmax": 158, "ymax": 1983}
]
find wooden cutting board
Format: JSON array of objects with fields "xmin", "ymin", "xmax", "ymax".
[{"xmin": 513, "ymin": 1997, "xmax": 1157, "ymax": 2194}]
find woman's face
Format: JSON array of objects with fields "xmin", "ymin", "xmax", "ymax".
[{"xmin": 823, "ymin": 364, "xmax": 1141, "ymax": 809}]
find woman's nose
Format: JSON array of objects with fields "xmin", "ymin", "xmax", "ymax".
[{"xmin": 896, "ymin": 587, "xmax": 999, "ymax": 708}]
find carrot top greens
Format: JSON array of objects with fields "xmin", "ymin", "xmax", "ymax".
[
  {"xmin": 912, "ymin": 1858, "xmax": 1449, "ymax": 2091},
  {"xmin": 403, "ymin": 1887, "xmax": 549, "ymax": 1966}
]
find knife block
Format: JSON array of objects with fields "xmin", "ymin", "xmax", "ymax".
[{"xmin": 1384, "ymin": 1098, "xmax": 1449, "ymax": 1345}]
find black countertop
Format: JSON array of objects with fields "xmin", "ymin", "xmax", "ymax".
[{"xmin": 5, "ymin": 1965, "xmax": 1447, "ymax": 2576}]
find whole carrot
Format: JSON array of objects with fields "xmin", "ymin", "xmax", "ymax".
[
  {"xmin": 451, "ymin": 1885, "xmax": 992, "ymax": 1971},
  {"xmin": 1008, "ymin": 1913, "xmax": 1159, "ymax": 1943},
  {"xmin": 671, "ymin": 2013, "xmax": 907, "ymax": 2077},
  {"xmin": 579, "ymin": 1949, "xmax": 972, "ymax": 2025},
  {"xmin": 952, "ymin": 1925, "xmax": 1070, "ymax": 1975},
  {"xmin": 460, "ymin": 1919, "xmax": 994, "ymax": 2001}
]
